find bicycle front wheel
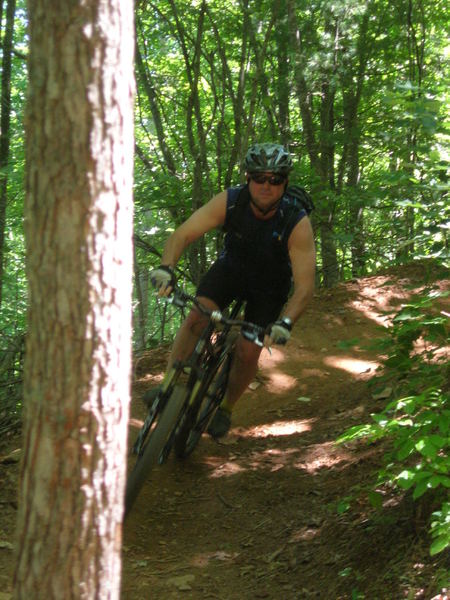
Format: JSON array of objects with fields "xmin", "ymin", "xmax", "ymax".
[
  {"xmin": 174, "ymin": 353, "xmax": 231, "ymax": 459},
  {"xmin": 124, "ymin": 384, "xmax": 187, "ymax": 518}
]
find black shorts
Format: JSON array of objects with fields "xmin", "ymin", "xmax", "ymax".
[{"xmin": 196, "ymin": 260, "xmax": 288, "ymax": 329}]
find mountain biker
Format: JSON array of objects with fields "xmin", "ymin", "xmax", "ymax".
[{"xmin": 150, "ymin": 142, "xmax": 316, "ymax": 438}]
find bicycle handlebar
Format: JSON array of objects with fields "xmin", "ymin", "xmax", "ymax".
[{"xmin": 167, "ymin": 288, "xmax": 266, "ymax": 344}]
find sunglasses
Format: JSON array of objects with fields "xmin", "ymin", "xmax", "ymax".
[{"xmin": 249, "ymin": 173, "xmax": 287, "ymax": 186}]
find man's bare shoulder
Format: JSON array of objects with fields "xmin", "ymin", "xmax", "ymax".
[{"xmin": 288, "ymin": 214, "xmax": 315, "ymax": 250}]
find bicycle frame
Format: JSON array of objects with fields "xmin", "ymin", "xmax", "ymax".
[{"xmin": 124, "ymin": 290, "xmax": 266, "ymax": 516}]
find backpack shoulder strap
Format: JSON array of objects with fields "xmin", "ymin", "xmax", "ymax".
[
  {"xmin": 275, "ymin": 186, "xmax": 314, "ymax": 246},
  {"xmin": 285, "ymin": 185, "xmax": 314, "ymax": 215},
  {"xmin": 224, "ymin": 185, "xmax": 250, "ymax": 233}
]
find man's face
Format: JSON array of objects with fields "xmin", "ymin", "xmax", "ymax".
[{"xmin": 247, "ymin": 172, "xmax": 287, "ymax": 215}]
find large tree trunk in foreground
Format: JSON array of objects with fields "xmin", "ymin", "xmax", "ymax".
[{"xmin": 14, "ymin": 1, "xmax": 135, "ymax": 598}]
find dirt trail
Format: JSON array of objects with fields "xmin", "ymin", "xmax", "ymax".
[
  {"xmin": 121, "ymin": 263, "xmax": 448, "ymax": 599},
  {"xmin": 0, "ymin": 262, "xmax": 448, "ymax": 598}
]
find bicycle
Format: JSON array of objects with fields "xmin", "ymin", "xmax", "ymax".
[{"xmin": 124, "ymin": 288, "xmax": 264, "ymax": 517}]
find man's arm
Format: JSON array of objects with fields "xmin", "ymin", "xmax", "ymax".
[
  {"xmin": 160, "ymin": 190, "xmax": 227, "ymax": 268},
  {"xmin": 282, "ymin": 216, "xmax": 316, "ymax": 323}
]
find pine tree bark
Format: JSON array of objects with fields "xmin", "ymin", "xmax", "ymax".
[{"xmin": 13, "ymin": 1, "xmax": 135, "ymax": 598}]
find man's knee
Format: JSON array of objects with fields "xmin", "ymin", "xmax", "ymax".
[
  {"xmin": 182, "ymin": 296, "xmax": 218, "ymax": 336},
  {"xmin": 234, "ymin": 336, "xmax": 262, "ymax": 366},
  {"xmin": 180, "ymin": 309, "xmax": 207, "ymax": 336}
]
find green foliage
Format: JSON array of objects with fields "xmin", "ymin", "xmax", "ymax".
[
  {"xmin": 0, "ymin": 1, "xmax": 449, "ymax": 396},
  {"xmin": 338, "ymin": 289, "xmax": 450, "ymax": 555},
  {"xmin": 430, "ymin": 502, "xmax": 450, "ymax": 556}
]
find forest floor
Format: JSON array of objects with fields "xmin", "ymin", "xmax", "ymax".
[{"xmin": 0, "ymin": 261, "xmax": 449, "ymax": 599}]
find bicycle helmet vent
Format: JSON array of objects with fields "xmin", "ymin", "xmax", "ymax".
[{"xmin": 244, "ymin": 142, "xmax": 293, "ymax": 175}]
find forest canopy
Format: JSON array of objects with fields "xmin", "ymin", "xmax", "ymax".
[{"xmin": 0, "ymin": 0, "xmax": 448, "ymax": 400}]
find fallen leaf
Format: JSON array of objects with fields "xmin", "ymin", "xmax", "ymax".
[
  {"xmin": 168, "ymin": 574, "xmax": 195, "ymax": 591},
  {"xmin": 372, "ymin": 387, "xmax": 392, "ymax": 400}
]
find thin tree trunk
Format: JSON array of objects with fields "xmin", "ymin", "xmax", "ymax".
[
  {"xmin": 275, "ymin": 0, "xmax": 290, "ymax": 146},
  {"xmin": 0, "ymin": 0, "xmax": 16, "ymax": 308},
  {"xmin": 133, "ymin": 249, "xmax": 147, "ymax": 351},
  {"xmin": 14, "ymin": 1, "xmax": 135, "ymax": 598},
  {"xmin": 341, "ymin": 12, "xmax": 370, "ymax": 276},
  {"xmin": 287, "ymin": 0, "xmax": 339, "ymax": 286}
]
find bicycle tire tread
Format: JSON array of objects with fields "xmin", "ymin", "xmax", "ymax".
[
  {"xmin": 124, "ymin": 384, "xmax": 187, "ymax": 517},
  {"xmin": 174, "ymin": 357, "xmax": 230, "ymax": 459}
]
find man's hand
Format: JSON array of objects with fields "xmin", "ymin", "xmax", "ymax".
[
  {"xmin": 264, "ymin": 318, "xmax": 292, "ymax": 346},
  {"xmin": 150, "ymin": 265, "xmax": 176, "ymax": 296}
]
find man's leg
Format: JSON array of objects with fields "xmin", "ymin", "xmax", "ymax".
[
  {"xmin": 144, "ymin": 296, "xmax": 220, "ymax": 408},
  {"xmin": 208, "ymin": 335, "xmax": 262, "ymax": 438},
  {"xmin": 222, "ymin": 336, "xmax": 262, "ymax": 410},
  {"xmin": 167, "ymin": 296, "xmax": 219, "ymax": 369}
]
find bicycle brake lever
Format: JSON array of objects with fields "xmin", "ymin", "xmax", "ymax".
[
  {"xmin": 172, "ymin": 296, "xmax": 185, "ymax": 308},
  {"xmin": 210, "ymin": 310, "xmax": 223, "ymax": 322},
  {"xmin": 167, "ymin": 290, "xmax": 186, "ymax": 308}
]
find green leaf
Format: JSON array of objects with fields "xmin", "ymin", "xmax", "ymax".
[
  {"xmin": 337, "ymin": 498, "xmax": 351, "ymax": 514},
  {"xmin": 336, "ymin": 424, "xmax": 377, "ymax": 443},
  {"xmin": 435, "ymin": 475, "xmax": 450, "ymax": 489},
  {"xmin": 413, "ymin": 478, "xmax": 430, "ymax": 499},
  {"xmin": 396, "ymin": 439, "xmax": 415, "ymax": 460},
  {"xmin": 430, "ymin": 535, "xmax": 449, "ymax": 556},
  {"xmin": 415, "ymin": 438, "xmax": 439, "ymax": 459},
  {"xmin": 393, "ymin": 309, "xmax": 421, "ymax": 322},
  {"xmin": 368, "ymin": 491, "xmax": 384, "ymax": 509},
  {"xmin": 397, "ymin": 470, "xmax": 415, "ymax": 490},
  {"xmin": 429, "ymin": 435, "xmax": 447, "ymax": 449}
]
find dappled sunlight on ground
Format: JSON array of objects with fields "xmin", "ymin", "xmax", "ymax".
[
  {"xmin": 349, "ymin": 298, "xmax": 391, "ymax": 327},
  {"xmin": 324, "ymin": 355, "xmax": 380, "ymax": 375},
  {"xmin": 237, "ymin": 419, "xmax": 313, "ymax": 438},
  {"xmin": 204, "ymin": 427, "xmax": 354, "ymax": 480},
  {"xmin": 208, "ymin": 459, "xmax": 246, "ymax": 478},
  {"xmin": 295, "ymin": 441, "xmax": 353, "ymax": 474},
  {"xmin": 265, "ymin": 371, "xmax": 299, "ymax": 393},
  {"xmin": 346, "ymin": 277, "xmax": 423, "ymax": 327}
]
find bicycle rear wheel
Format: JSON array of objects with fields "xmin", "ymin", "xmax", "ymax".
[
  {"xmin": 174, "ymin": 353, "xmax": 231, "ymax": 459},
  {"xmin": 124, "ymin": 384, "xmax": 187, "ymax": 518}
]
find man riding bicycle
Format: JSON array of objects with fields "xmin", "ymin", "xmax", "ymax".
[{"xmin": 150, "ymin": 142, "xmax": 316, "ymax": 438}]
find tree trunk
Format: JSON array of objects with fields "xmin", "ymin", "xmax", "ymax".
[
  {"xmin": 286, "ymin": 0, "xmax": 339, "ymax": 286},
  {"xmin": 133, "ymin": 249, "xmax": 148, "ymax": 352},
  {"xmin": 341, "ymin": 12, "xmax": 370, "ymax": 277},
  {"xmin": 0, "ymin": 0, "xmax": 16, "ymax": 308},
  {"xmin": 275, "ymin": 0, "xmax": 290, "ymax": 146},
  {"xmin": 13, "ymin": 1, "xmax": 135, "ymax": 598}
]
